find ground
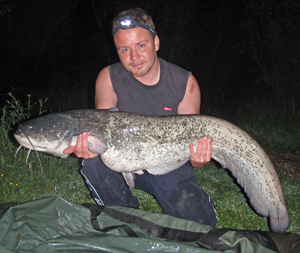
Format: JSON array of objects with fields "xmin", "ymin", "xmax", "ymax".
[{"xmin": 268, "ymin": 151, "xmax": 300, "ymax": 181}]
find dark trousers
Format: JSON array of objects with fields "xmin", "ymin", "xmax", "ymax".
[{"xmin": 81, "ymin": 156, "xmax": 218, "ymax": 227}]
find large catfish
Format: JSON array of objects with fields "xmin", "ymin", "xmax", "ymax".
[{"xmin": 13, "ymin": 109, "xmax": 289, "ymax": 233}]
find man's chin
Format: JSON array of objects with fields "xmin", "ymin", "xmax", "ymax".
[{"xmin": 130, "ymin": 68, "xmax": 149, "ymax": 77}]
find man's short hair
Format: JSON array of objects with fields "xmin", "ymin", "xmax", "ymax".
[{"xmin": 112, "ymin": 8, "xmax": 156, "ymax": 38}]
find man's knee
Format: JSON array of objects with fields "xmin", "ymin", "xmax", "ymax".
[{"xmin": 81, "ymin": 157, "xmax": 139, "ymax": 208}]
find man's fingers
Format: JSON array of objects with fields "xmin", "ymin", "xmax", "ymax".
[
  {"xmin": 189, "ymin": 137, "xmax": 212, "ymax": 168},
  {"xmin": 74, "ymin": 134, "xmax": 82, "ymax": 155},
  {"xmin": 206, "ymin": 138, "xmax": 212, "ymax": 158},
  {"xmin": 63, "ymin": 146, "xmax": 75, "ymax": 154},
  {"xmin": 197, "ymin": 138, "xmax": 206, "ymax": 154},
  {"xmin": 63, "ymin": 132, "xmax": 99, "ymax": 159},
  {"xmin": 81, "ymin": 132, "xmax": 89, "ymax": 156},
  {"xmin": 189, "ymin": 143, "xmax": 194, "ymax": 153}
]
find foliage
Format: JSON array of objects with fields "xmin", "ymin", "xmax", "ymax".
[
  {"xmin": 0, "ymin": 94, "xmax": 92, "ymax": 203},
  {"xmin": 236, "ymin": 0, "xmax": 300, "ymax": 111},
  {"xmin": 1, "ymin": 0, "xmax": 300, "ymax": 112}
]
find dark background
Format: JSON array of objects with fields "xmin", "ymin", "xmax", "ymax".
[{"xmin": 1, "ymin": 0, "xmax": 300, "ymax": 114}]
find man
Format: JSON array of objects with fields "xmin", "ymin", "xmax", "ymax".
[{"xmin": 64, "ymin": 8, "xmax": 217, "ymax": 226}]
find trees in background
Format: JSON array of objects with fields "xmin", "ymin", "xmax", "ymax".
[
  {"xmin": 237, "ymin": 1, "xmax": 300, "ymax": 111},
  {"xmin": 1, "ymin": 0, "xmax": 299, "ymax": 112}
]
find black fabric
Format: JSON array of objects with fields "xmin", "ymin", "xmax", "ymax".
[
  {"xmin": 89, "ymin": 203, "xmax": 105, "ymax": 231},
  {"xmin": 81, "ymin": 156, "xmax": 218, "ymax": 227},
  {"xmin": 85, "ymin": 204, "xmax": 139, "ymax": 238},
  {"xmin": 197, "ymin": 228, "xmax": 239, "ymax": 251},
  {"xmin": 267, "ymin": 232, "xmax": 300, "ymax": 253},
  {"xmin": 86, "ymin": 203, "xmax": 204, "ymax": 243},
  {"xmin": 196, "ymin": 228, "xmax": 279, "ymax": 252},
  {"xmin": 134, "ymin": 162, "xmax": 217, "ymax": 227},
  {"xmin": 81, "ymin": 157, "xmax": 140, "ymax": 208},
  {"xmin": 86, "ymin": 204, "xmax": 281, "ymax": 253}
]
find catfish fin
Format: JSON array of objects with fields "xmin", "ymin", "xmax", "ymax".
[
  {"xmin": 70, "ymin": 135, "xmax": 107, "ymax": 154},
  {"xmin": 87, "ymin": 135, "xmax": 107, "ymax": 154},
  {"xmin": 122, "ymin": 172, "xmax": 135, "ymax": 189}
]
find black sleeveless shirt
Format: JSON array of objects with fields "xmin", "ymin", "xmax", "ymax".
[{"xmin": 108, "ymin": 58, "xmax": 191, "ymax": 116}]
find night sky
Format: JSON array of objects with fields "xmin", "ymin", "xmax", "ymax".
[{"xmin": 1, "ymin": 0, "xmax": 299, "ymax": 112}]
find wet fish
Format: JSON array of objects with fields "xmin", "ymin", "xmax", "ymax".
[{"xmin": 13, "ymin": 109, "xmax": 289, "ymax": 233}]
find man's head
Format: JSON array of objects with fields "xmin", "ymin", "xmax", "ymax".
[
  {"xmin": 112, "ymin": 8, "xmax": 160, "ymax": 80},
  {"xmin": 112, "ymin": 8, "xmax": 156, "ymax": 39}
]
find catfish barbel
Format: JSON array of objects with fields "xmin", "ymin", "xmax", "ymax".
[{"xmin": 13, "ymin": 109, "xmax": 289, "ymax": 233}]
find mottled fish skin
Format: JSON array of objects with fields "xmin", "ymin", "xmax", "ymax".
[{"xmin": 14, "ymin": 109, "xmax": 289, "ymax": 233}]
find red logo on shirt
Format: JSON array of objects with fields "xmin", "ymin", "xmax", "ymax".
[{"xmin": 163, "ymin": 106, "xmax": 173, "ymax": 111}]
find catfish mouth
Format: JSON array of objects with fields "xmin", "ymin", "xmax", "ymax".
[
  {"xmin": 14, "ymin": 125, "xmax": 72, "ymax": 158},
  {"xmin": 14, "ymin": 126, "xmax": 35, "ymax": 150},
  {"xmin": 14, "ymin": 126, "xmax": 45, "ymax": 173}
]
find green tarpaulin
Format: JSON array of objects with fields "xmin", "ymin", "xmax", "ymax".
[{"xmin": 0, "ymin": 196, "xmax": 299, "ymax": 252}]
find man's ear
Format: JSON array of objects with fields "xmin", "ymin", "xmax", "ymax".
[{"xmin": 154, "ymin": 35, "xmax": 160, "ymax": 51}]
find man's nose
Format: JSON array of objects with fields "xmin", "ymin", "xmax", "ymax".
[{"xmin": 130, "ymin": 49, "xmax": 140, "ymax": 61}]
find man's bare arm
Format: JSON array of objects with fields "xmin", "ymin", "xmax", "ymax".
[
  {"xmin": 95, "ymin": 67, "xmax": 118, "ymax": 109},
  {"xmin": 178, "ymin": 74, "xmax": 212, "ymax": 168},
  {"xmin": 178, "ymin": 74, "xmax": 200, "ymax": 114}
]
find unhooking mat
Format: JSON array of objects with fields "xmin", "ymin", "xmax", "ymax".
[{"xmin": 0, "ymin": 196, "xmax": 299, "ymax": 253}]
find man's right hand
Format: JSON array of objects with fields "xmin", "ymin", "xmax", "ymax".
[{"xmin": 63, "ymin": 132, "xmax": 99, "ymax": 159}]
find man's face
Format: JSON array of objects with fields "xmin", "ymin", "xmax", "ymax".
[{"xmin": 114, "ymin": 27, "xmax": 159, "ymax": 78}]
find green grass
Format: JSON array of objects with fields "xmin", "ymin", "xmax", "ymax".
[
  {"xmin": 0, "ymin": 94, "xmax": 95, "ymax": 204},
  {"xmin": 0, "ymin": 152, "xmax": 92, "ymax": 203},
  {"xmin": 196, "ymin": 163, "xmax": 300, "ymax": 234},
  {"xmin": 0, "ymin": 94, "xmax": 299, "ymax": 235}
]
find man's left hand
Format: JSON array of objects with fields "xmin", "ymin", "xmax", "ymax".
[{"xmin": 189, "ymin": 137, "xmax": 212, "ymax": 168}]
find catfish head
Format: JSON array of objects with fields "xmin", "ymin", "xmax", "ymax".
[
  {"xmin": 14, "ymin": 111, "xmax": 108, "ymax": 158},
  {"xmin": 14, "ymin": 113, "xmax": 79, "ymax": 158}
]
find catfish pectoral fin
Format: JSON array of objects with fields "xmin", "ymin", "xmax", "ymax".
[
  {"xmin": 87, "ymin": 135, "xmax": 107, "ymax": 154},
  {"xmin": 70, "ymin": 135, "xmax": 107, "ymax": 154},
  {"xmin": 122, "ymin": 172, "xmax": 135, "ymax": 189}
]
